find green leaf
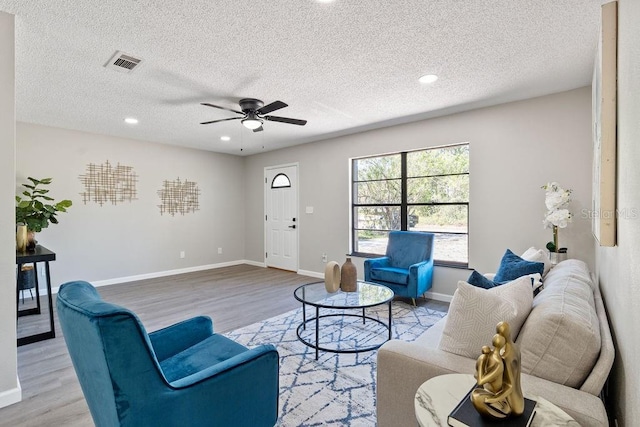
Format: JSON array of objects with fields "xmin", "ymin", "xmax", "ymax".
[
  {"xmin": 34, "ymin": 201, "xmax": 44, "ymax": 210},
  {"xmin": 39, "ymin": 178, "xmax": 53, "ymax": 184},
  {"xmin": 33, "ymin": 189, "xmax": 50, "ymax": 194},
  {"xmin": 41, "ymin": 195, "xmax": 54, "ymax": 201},
  {"xmin": 22, "ymin": 191, "xmax": 31, "ymax": 197},
  {"xmin": 58, "ymin": 200, "xmax": 73, "ymax": 208},
  {"xmin": 49, "ymin": 216, "xmax": 59, "ymax": 224},
  {"xmin": 44, "ymin": 205, "xmax": 55, "ymax": 213},
  {"xmin": 27, "ymin": 177, "xmax": 40, "ymax": 185},
  {"xmin": 17, "ymin": 201, "xmax": 31, "ymax": 208},
  {"xmin": 15, "ymin": 196, "xmax": 21, "ymax": 202}
]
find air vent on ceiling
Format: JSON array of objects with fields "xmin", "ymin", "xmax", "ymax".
[{"xmin": 104, "ymin": 51, "xmax": 143, "ymax": 73}]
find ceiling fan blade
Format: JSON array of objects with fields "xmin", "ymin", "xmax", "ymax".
[
  {"xmin": 264, "ymin": 115, "xmax": 307, "ymax": 126},
  {"xmin": 257, "ymin": 100, "xmax": 287, "ymax": 115},
  {"xmin": 200, "ymin": 102, "xmax": 243, "ymax": 115},
  {"xmin": 200, "ymin": 117, "xmax": 242, "ymax": 125},
  {"xmin": 253, "ymin": 126, "xmax": 264, "ymax": 133}
]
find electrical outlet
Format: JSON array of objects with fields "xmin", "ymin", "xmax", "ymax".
[
  {"xmin": 218, "ymin": 247, "xmax": 222, "ymax": 254},
  {"xmin": 180, "ymin": 251, "xmax": 185, "ymax": 259},
  {"xmin": 322, "ymin": 253, "xmax": 327, "ymax": 263}
]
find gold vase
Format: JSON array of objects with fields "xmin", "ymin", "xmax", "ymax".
[
  {"xmin": 16, "ymin": 224, "xmax": 28, "ymax": 252},
  {"xmin": 340, "ymin": 257, "xmax": 357, "ymax": 292}
]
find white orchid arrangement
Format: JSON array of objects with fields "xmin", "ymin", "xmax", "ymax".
[{"xmin": 542, "ymin": 182, "xmax": 572, "ymax": 252}]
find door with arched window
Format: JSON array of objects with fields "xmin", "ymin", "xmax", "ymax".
[{"xmin": 265, "ymin": 164, "xmax": 298, "ymax": 271}]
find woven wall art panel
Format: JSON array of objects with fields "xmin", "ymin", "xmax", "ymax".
[
  {"xmin": 158, "ymin": 177, "xmax": 200, "ymax": 216},
  {"xmin": 79, "ymin": 160, "xmax": 138, "ymax": 206}
]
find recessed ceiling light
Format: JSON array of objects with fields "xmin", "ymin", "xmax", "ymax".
[
  {"xmin": 316, "ymin": 0, "xmax": 335, "ymax": 3},
  {"xmin": 124, "ymin": 117, "xmax": 138, "ymax": 124},
  {"xmin": 220, "ymin": 136, "xmax": 231, "ymax": 141},
  {"xmin": 418, "ymin": 74, "xmax": 438, "ymax": 84}
]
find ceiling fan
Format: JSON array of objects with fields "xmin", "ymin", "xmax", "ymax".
[{"xmin": 200, "ymin": 98, "xmax": 307, "ymax": 132}]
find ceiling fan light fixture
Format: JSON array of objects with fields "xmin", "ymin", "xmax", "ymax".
[{"xmin": 242, "ymin": 117, "xmax": 263, "ymax": 130}]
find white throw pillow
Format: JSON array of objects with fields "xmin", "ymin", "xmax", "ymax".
[
  {"xmin": 438, "ymin": 276, "xmax": 534, "ymax": 359},
  {"xmin": 521, "ymin": 247, "xmax": 554, "ymax": 278}
]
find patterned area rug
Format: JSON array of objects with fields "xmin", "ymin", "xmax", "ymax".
[{"xmin": 225, "ymin": 301, "xmax": 447, "ymax": 426}]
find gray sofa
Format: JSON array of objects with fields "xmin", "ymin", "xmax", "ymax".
[{"xmin": 377, "ymin": 259, "xmax": 615, "ymax": 427}]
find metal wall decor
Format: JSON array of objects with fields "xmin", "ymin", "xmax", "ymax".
[
  {"xmin": 79, "ymin": 160, "xmax": 138, "ymax": 206},
  {"xmin": 157, "ymin": 177, "xmax": 200, "ymax": 216}
]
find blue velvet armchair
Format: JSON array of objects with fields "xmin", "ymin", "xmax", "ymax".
[
  {"xmin": 57, "ymin": 281, "xmax": 279, "ymax": 427},
  {"xmin": 364, "ymin": 231, "xmax": 435, "ymax": 304}
]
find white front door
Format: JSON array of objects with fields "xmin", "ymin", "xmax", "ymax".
[{"xmin": 265, "ymin": 164, "xmax": 298, "ymax": 271}]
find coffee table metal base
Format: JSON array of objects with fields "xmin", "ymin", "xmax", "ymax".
[{"xmin": 296, "ymin": 304, "xmax": 392, "ymax": 360}]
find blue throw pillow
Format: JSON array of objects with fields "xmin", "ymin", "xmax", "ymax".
[
  {"xmin": 467, "ymin": 270, "xmax": 498, "ymax": 289},
  {"xmin": 493, "ymin": 249, "xmax": 544, "ymax": 283}
]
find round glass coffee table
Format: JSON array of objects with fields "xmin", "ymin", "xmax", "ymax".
[{"xmin": 293, "ymin": 281, "xmax": 394, "ymax": 360}]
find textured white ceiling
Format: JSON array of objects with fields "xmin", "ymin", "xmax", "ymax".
[{"xmin": 0, "ymin": 0, "xmax": 603, "ymax": 155}]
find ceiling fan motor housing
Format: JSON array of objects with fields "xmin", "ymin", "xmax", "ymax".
[{"xmin": 239, "ymin": 98, "xmax": 264, "ymax": 113}]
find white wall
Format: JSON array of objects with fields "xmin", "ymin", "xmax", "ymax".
[
  {"xmin": 0, "ymin": 11, "xmax": 20, "ymax": 409},
  {"xmin": 596, "ymin": 0, "xmax": 640, "ymax": 425},
  {"xmin": 16, "ymin": 123, "xmax": 246, "ymax": 286},
  {"xmin": 244, "ymin": 88, "xmax": 594, "ymax": 297}
]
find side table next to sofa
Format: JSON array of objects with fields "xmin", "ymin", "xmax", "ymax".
[{"xmin": 414, "ymin": 374, "xmax": 578, "ymax": 426}]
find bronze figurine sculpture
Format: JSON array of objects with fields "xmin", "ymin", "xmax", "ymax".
[{"xmin": 471, "ymin": 321, "xmax": 525, "ymax": 419}]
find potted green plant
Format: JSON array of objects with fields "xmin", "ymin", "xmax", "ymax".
[{"xmin": 16, "ymin": 177, "xmax": 72, "ymax": 250}]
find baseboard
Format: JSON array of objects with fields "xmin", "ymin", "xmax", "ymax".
[
  {"xmin": 47, "ymin": 260, "xmax": 253, "ymax": 295},
  {"xmin": 297, "ymin": 269, "xmax": 323, "ymax": 279},
  {"xmin": 423, "ymin": 291, "xmax": 453, "ymax": 303},
  {"xmin": 0, "ymin": 381, "xmax": 21, "ymax": 409},
  {"xmin": 243, "ymin": 259, "xmax": 266, "ymax": 268}
]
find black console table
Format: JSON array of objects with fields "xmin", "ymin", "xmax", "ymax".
[{"xmin": 16, "ymin": 245, "xmax": 56, "ymax": 346}]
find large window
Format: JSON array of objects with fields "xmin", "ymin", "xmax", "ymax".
[{"xmin": 352, "ymin": 143, "xmax": 469, "ymax": 266}]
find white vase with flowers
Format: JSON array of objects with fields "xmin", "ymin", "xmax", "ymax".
[{"xmin": 542, "ymin": 182, "xmax": 572, "ymax": 263}]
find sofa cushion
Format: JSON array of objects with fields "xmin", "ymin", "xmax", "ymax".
[
  {"xmin": 516, "ymin": 260, "xmax": 600, "ymax": 388},
  {"xmin": 467, "ymin": 270, "xmax": 498, "ymax": 289},
  {"xmin": 369, "ymin": 267, "xmax": 409, "ymax": 285},
  {"xmin": 494, "ymin": 249, "xmax": 544, "ymax": 283},
  {"xmin": 468, "ymin": 270, "xmax": 543, "ymax": 295},
  {"xmin": 521, "ymin": 247, "xmax": 554, "ymax": 278},
  {"xmin": 159, "ymin": 333, "xmax": 248, "ymax": 383},
  {"xmin": 438, "ymin": 276, "xmax": 533, "ymax": 358}
]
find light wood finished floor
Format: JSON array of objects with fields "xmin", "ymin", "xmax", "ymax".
[{"xmin": 3, "ymin": 264, "xmax": 448, "ymax": 427}]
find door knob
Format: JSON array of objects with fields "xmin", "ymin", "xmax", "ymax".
[{"xmin": 288, "ymin": 225, "xmax": 296, "ymax": 229}]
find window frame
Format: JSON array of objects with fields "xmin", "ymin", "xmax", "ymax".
[{"xmin": 351, "ymin": 144, "xmax": 469, "ymax": 268}]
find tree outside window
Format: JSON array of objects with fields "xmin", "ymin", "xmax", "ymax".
[{"xmin": 352, "ymin": 144, "xmax": 469, "ymax": 266}]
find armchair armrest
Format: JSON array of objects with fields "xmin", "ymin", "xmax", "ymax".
[
  {"xmin": 409, "ymin": 258, "xmax": 433, "ymax": 273},
  {"xmin": 364, "ymin": 256, "xmax": 391, "ymax": 282},
  {"xmin": 149, "ymin": 316, "xmax": 214, "ymax": 361},
  {"xmin": 408, "ymin": 258, "xmax": 434, "ymax": 295},
  {"xmin": 365, "ymin": 256, "xmax": 391, "ymax": 269}
]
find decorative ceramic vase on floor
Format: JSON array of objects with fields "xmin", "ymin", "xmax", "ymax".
[
  {"xmin": 324, "ymin": 261, "xmax": 341, "ymax": 293},
  {"xmin": 16, "ymin": 224, "xmax": 28, "ymax": 252},
  {"xmin": 340, "ymin": 257, "xmax": 357, "ymax": 292}
]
